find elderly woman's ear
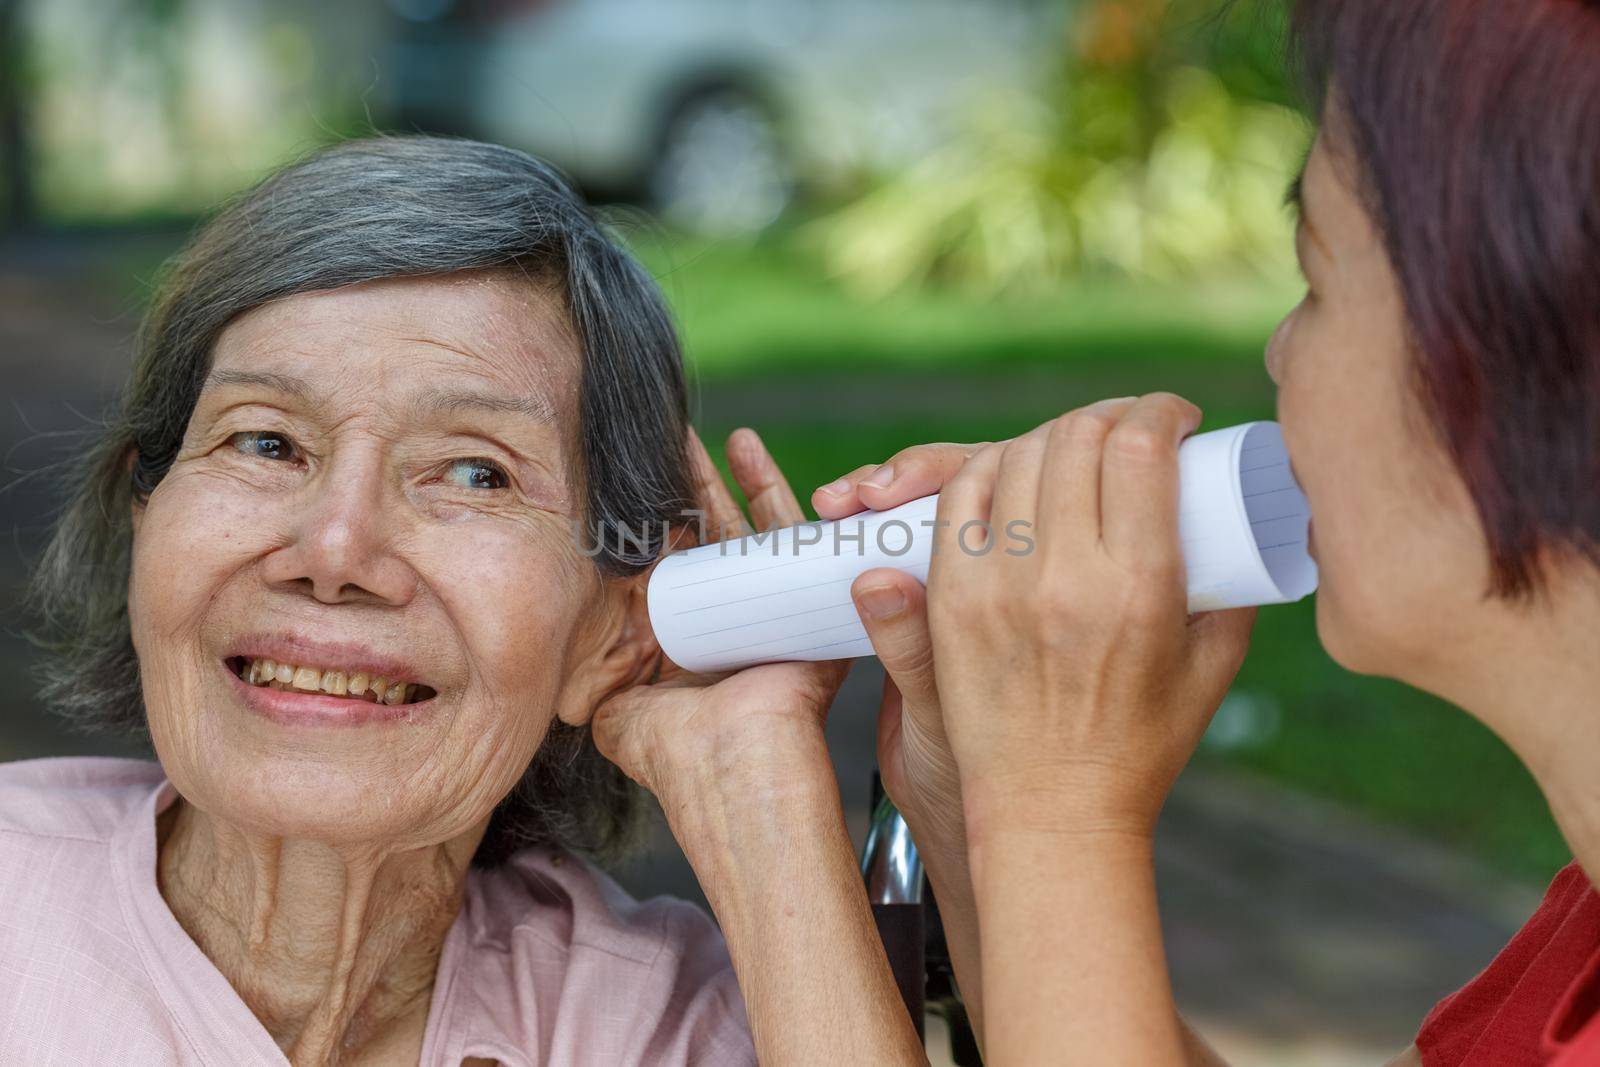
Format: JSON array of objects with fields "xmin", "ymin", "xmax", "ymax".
[{"xmin": 552, "ymin": 573, "xmax": 660, "ymax": 728}]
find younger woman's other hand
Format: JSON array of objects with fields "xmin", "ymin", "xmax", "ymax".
[
  {"xmin": 926, "ymin": 394, "xmax": 1256, "ymax": 844},
  {"xmin": 814, "ymin": 439, "xmax": 993, "ymax": 843},
  {"xmin": 816, "ymin": 436, "xmax": 1002, "ymax": 1038},
  {"xmin": 811, "ymin": 433, "xmax": 1005, "ymax": 834}
]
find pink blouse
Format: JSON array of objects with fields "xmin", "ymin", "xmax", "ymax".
[{"xmin": 0, "ymin": 757, "xmax": 755, "ymax": 1066}]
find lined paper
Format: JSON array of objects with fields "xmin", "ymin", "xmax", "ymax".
[{"xmin": 648, "ymin": 421, "xmax": 1317, "ymax": 673}]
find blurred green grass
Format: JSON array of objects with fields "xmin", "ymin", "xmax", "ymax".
[{"xmin": 633, "ymin": 231, "xmax": 1569, "ymax": 885}]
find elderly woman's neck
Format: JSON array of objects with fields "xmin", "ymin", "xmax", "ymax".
[{"xmin": 155, "ymin": 797, "xmax": 485, "ymax": 1065}]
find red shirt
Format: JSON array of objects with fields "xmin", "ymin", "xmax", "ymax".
[{"xmin": 1419, "ymin": 862, "xmax": 1600, "ymax": 1066}]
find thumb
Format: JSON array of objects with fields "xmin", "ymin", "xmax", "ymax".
[{"xmin": 851, "ymin": 568, "xmax": 939, "ymax": 713}]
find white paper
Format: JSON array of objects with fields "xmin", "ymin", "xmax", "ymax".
[{"xmin": 648, "ymin": 421, "xmax": 1317, "ymax": 673}]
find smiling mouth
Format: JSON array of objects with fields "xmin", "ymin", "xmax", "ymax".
[{"xmin": 226, "ymin": 657, "xmax": 437, "ymax": 706}]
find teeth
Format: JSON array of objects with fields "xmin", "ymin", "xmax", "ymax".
[{"xmin": 239, "ymin": 659, "xmax": 423, "ymax": 704}]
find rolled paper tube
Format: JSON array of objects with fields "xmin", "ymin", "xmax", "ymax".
[{"xmin": 647, "ymin": 421, "xmax": 1317, "ymax": 674}]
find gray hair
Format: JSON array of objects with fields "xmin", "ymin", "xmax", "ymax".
[{"xmin": 27, "ymin": 135, "xmax": 697, "ymax": 865}]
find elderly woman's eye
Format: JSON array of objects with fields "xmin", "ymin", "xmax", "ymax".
[
  {"xmin": 446, "ymin": 458, "xmax": 509, "ymax": 490},
  {"xmin": 229, "ymin": 431, "xmax": 298, "ymax": 462}
]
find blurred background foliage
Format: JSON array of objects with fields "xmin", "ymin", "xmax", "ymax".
[
  {"xmin": 812, "ymin": 0, "xmax": 1306, "ymax": 295},
  {"xmin": 0, "ymin": 0, "xmax": 1569, "ymax": 886},
  {"xmin": 2, "ymin": 0, "xmax": 380, "ymax": 224}
]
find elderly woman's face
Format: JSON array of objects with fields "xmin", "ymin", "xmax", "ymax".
[{"xmin": 128, "ymin": 271, "xmax": 635, "ymax": 848}]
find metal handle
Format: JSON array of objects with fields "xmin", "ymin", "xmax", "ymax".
[
  {"xmin": 862, "ymin": 791, "xmax": 926, "ymax": 1038},
  {"xmin": 862, "ymin": 792, "xmax": 925, "ymax": 905}
]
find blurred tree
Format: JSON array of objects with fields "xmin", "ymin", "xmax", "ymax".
[
  {"xmin": 117, "ymin": 0, "xmax": 192, "ymax": 195},
  {"xmin": 21, "ymin": 0, "xmax": 390, "ymax": 224},
  {"xmin": 0, "ymin": 0, "xmax": 34, "ymax": 228}
]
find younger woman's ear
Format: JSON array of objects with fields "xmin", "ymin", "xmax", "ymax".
[{"xmin": 553, "ymin": 573, "xmax": 659, "ymax": 727}]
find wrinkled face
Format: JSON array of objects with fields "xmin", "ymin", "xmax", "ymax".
[
  {"xmin": 1265, "ymin": 117, "xmax": 1493, "ymax": 687},
  {"xmin": 129, "ymin": 271, "xmax": 636, "ymax": 850}
]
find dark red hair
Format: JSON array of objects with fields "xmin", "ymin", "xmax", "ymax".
[{"xmin": 1290, "ymin": 0, "xmax": 1600, "ymax": 595}]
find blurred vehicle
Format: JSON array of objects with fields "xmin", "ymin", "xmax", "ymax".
[{"xmin": 387, "ymin": 0, "xmax": 1057, "ymax": 232}]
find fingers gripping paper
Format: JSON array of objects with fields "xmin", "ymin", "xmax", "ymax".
[{"xmin": 647, "ymin": 422, "xmax": 1317, "ymax": 674}]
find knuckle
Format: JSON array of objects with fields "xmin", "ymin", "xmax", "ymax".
[
  {"xmin": 724, "ymin": 431, "xmax": 767, "ymax": 476},
  {"xmin": 1150, "ymin": 391, "xmax": 1202, "ymax": 421},
  {"xmin": 1106, "ymin": 422, "xmax": 1171, "ymax": 463},
  {"xmin": 888, "ymin": 442, "xmax": 932, "ymax": 460},
  {"xmin": 843, "ymin": 463, "xmax": 878, "ymax": 482},
  {"xmin": 1058, "ymin": 407, "xmax": 1118, "ymax": 444},
  {"xmin": 977, "ymin": 439, "xmax": 1009, "ymax": 463},
  {"xmin": 950, "ymin": 442, "xmax": 1003, "ymax": 487},
  {"xmin": 882, "ymin": 447, "xmax": 920, "ymax": 469},
  {"xmin": 890, "ymin": 442, "xmax": 959, "ymax": 469},
  {"xmin": 1017, "ymin": 420, "xmax": 1054, "ymax": 445},
  {"xmin": 1038, "ymin": 582, "xmax": 1081, "ymax": 627},
  {"xmin": 1008, "ymin": 569, "xmax": 1073, "ymax": 626},
  {"xmin": 999, "ymin": 433, "xmax": 1045, "ymax": 470}
]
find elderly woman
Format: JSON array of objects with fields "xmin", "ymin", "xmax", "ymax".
[{"xmin": 2, "ymin": 138, "xmax": 924, "ymax": 1065}]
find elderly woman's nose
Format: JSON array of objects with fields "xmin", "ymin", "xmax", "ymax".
[{"xmin": 259, "ymin": 470, "xmax": 418, "ymax": 606}]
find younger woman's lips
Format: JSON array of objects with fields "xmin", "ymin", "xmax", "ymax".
[{"xmin": 223, "ymin": 660, "xmax": 433, "ymax": 728}]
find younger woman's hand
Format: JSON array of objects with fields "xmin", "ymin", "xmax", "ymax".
[{"xmin": 926, "ymin": 394, "xmax": 1255, "ymax": 844}]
